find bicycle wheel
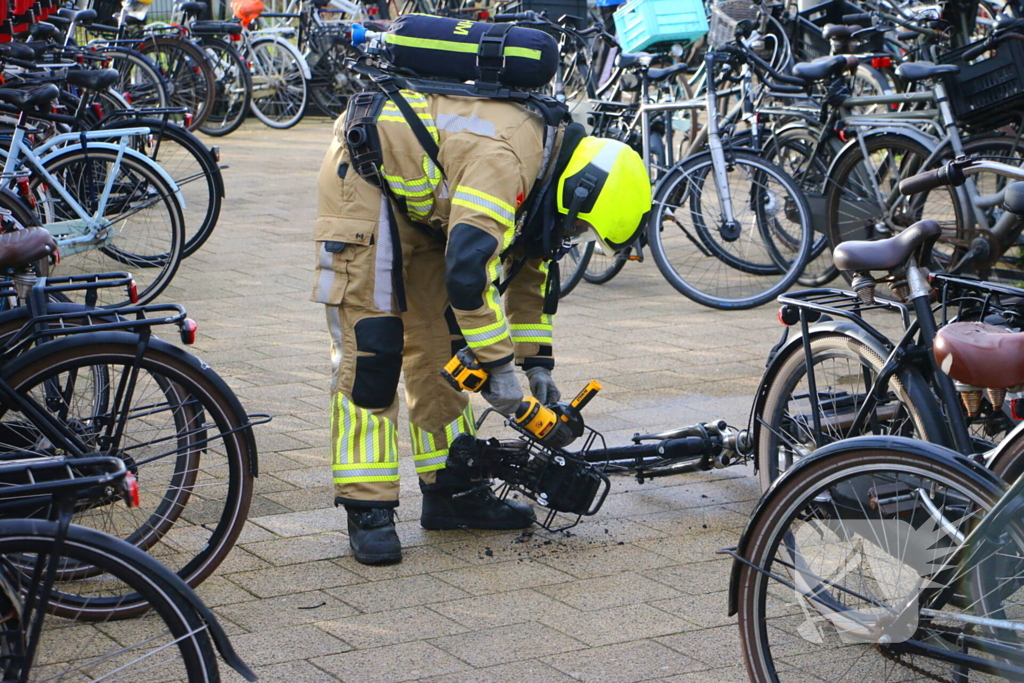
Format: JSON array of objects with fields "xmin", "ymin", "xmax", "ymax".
[
  {"xmin": 736, "ymin": 442, "xmax": 1011, "ymax": 682},
  {"xmin": 307, "ymin": 35, "xmax": 360, "ymax": 118},
  {"xmin": 559, "ymin": 242, "xmax": 592, "ymax": 298},
  {"xmin": 248, "ymin": 36, "xmax": 308, "ymax": 129},
  {"xmin": 95, "ymin": 46, "xmax": 169, "ymax": 110},
  {"xmin": 140, "ymin": 36, "xmax": 217, "ymax": 131},
  {"xmin": 648, "ymin": 150, "xmax": 813, "ymax": 310},
  {"xmin": 825, "ymin": 133, "xmax": 966, "ymax": 279},
  {"xmin": 0, "ymin": 520, "xmax": 221, "ymax": 674},
  {"xmin": 756, "ymin": 332, "xmax": 943, "ymax": 491},
  {"xmin": 30, "ymin": 148, "xmax": 185, "ymax": 307},
  {"xmin": 765, "ymin": 125, "xmax": 840, "ymax": 287},
  {"xmin": 198, "ymin": 37, "xmax": 252, "ymax": 137},
  {"xmin": 98, "ymin": 117, "xmax": 224, "ymax": 258},
  {"xmin": 0, "ymin": 333, "xmax": 254, "ymax": 618},
  {"xmin": 583, "ymin": 243, "xmax": 629, "ymax": 284}
]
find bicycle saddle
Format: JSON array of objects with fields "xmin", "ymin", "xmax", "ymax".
[
  {"xmin": 791, "ymin": 55, "xmax": 856, "ymax": 82},
  {"xmin": 0, "ymin": 228, "xmax": 57, "ymax": 271},
  {"xmin": 894, "ymin": 61, "xmax": 959, "ymax": 82},
  {"xmin": 312, "ymin": 0, "xmax": 332, "ymax": 6},
  {"xmin": 617, "ymin": 52, "xmax": 652, "ymax": 69},
  {"xmin": 56, "ymin": 7, "xmax": 97, "ymax": 24},
  {"xmin": 0, "ymin": 84, "xmax": 60, "ymax": 111},
  {"xmin": 646, "ymin": 62, "xmax": 688, "ymax": 83},
  {"xmin": 66, "ymin": 68, "xmax": 120, "ymax": 92},
  {"xmin": 124, "ymin": 14, "xmax": 146, "ymax": 25},
  {"xmin": 190, "ymin": 20, "xmax": 242, "ymax": 35},
  {"xmin": 822, "ymin": 23, "xmax": 857, "ymax": 40},
  {"xmin": 29, "ymin": 22, "xmax": 61, "ymax": 41},
  {"xmin": 934, "ymin": 322, "xmax": 1024, "ymax": 388},
  {"xmin": 0, "ymin": 43, "xmax": 37, "ymax": 62},
  {"xmin": 21, "ymin": 42, "xmax": 54, "ymax": 60},
  {"xmin": 178, "ymin": 1, "xmax": 207, "ymax": 16},
  {"xmin": 832, "ymin": 218, "xmax": 942, "ymax": 272}
]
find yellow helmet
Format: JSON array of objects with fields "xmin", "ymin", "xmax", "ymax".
[{"xmin": 556, "ymin": 137, "xmax": 651, "ymax": 254}]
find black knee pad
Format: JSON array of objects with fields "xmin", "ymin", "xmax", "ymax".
[
  {"xmin": 352, "ymin": 317, "xmax": 404, "ymax": 408},
  {"xmin": 446, "ymin": 224, "xmax": 498, "ymax": 311}
]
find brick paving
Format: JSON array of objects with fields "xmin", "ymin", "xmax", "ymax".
[{"xmin": 166, "ymin": 116, "xmax": 798, "ymax": 682}]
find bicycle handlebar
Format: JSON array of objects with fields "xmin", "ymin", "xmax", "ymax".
[
  {"xmin": 900, "ymin": 158, "xmax": 1024, "ymax": 195},
  {"xmin": 961, "ymin": 31, "xmax": 1024, "ymax": 60}
]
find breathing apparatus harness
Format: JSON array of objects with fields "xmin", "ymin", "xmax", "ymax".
[{"xmin": 344, "ymin": 21, "xmax": 593, "ymax": 311}]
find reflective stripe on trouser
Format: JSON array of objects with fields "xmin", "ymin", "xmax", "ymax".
[
  {"xmin": 324, "ymin": 201, "xmax": 474, "ymax": 501},
  {"xmin": 410, "ymin": 403, "xmax": 475, "ymax": 474},
  {"xmin": 332, "ymin": 395, "xmax": 400, "ymax": 485}
]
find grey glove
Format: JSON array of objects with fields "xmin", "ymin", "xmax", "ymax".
[
  {"xmin": 480, "ymin": 362, "xmax": 524, "ymax": 416},
  {"xmin": 525, "ymin": 366, "xmax": 560, "ymax": 405}
]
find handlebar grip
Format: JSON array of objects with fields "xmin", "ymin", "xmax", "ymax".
[
  {"xmin": 492, "ymin": 13, "xmax": 518, "ymax": 21},
  {"xmin": 899, "ymin": 163, "xmax": 966, "ymax": 195},
  {"xmin": 493, "ymin": 12, "xmax": 533, "ymax": 21},
  {"xmin": 769, "ymin": 83, "xmax": 805, "ymax": 94},
  {"xmin": 961, "ymin": 39, "xmax": 991, "ymax": 60},
  {"xmin": 843, "ymin": 12, "xmax": 871, "ymax": 23}
]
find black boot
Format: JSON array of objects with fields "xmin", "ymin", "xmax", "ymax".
[
  {"xmin": 421, "ymin": 486, "xmax": 536, "ymax": 530},
  {"xmin": 345, "ymin": 507, "xmax": 402, "ymax": 565}
]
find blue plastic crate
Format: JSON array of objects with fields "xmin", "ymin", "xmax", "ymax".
[{"xmin": 613, "ymin": 0, "xmax": 709, "ymax": 53}]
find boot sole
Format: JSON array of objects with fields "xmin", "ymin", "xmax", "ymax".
[
  {"xmin": 352, "ymin": 549, "xmax": 402, "ymax": 565},
  {"xmin": 420, "ymin": 516, "xmax": 535, "ymax": 531}
]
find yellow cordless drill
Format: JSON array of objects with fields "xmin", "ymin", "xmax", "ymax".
[{"xmin": 442, "ymin": 348, "xmax": 601, "ymax": 448}]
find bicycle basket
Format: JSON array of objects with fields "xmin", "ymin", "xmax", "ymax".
[
  {"xmin": 937, "ymin": 38, "xmax": 1024, "ymax": 131},
  {"xmin": 709, "ymin": 0, "xmax": 758, "ymax": 49}
]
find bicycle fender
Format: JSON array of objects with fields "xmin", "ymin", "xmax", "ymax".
[
  {"xmin": 2, "ymin": 331, "xmax": 260, "ymax": 479},
  {"xmin": 985, "ymin": 419, "xmax": 1024, "ymax": 472},
  {"xmin": 747, "ymin": 318, "xmax": 892, "ymax": 462},
  {"xmin": 35, "ymin": 143, "xmax": 186, "ymax": 212},
  {"xmin": 726, "ymin": 435, "xmax": 1001, "ymax": 617},
  {"xmin": 252, "ymin": 34, "xmax": 312, "ymax": 80},
  {"xmin": 824, "ymin": 126, "xmax": 940, "ymax": 183}
]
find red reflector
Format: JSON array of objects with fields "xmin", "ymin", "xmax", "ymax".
[
  {"xmin": 124, "ymin": 471, "xmax": 140, "ymax": 507},
  {"xmin": 1013, "ymin": 398, "xmax": 1024, "ymax": 421},
  {"xmin": 123, "ymin": 91, "xmax": 132, "ymax": 104},
  {"xmin": 839, "ymin": 130, "xmax": 850, "ymax": 142},
  {"xmin": 478, "ymin": 9, "xmax": 489, "ymax": 18},
  {"xmin": 179, "ymin": 318, "xmax": 197, "ymax": 345},
  {"xmin": 230, "ymin": 32, "xmax": 241, "ymax": 41},
  {"xmin": 368, "ymin": 5, "xmax": 378, "ymax": 13},
  {"xmin": 210, "ymin": 145, "xmax": 220, "ymax": 162},
  {"xmin": 92, "ymin": 102, "xmax": 104, "ymax": 120},
  {"xmin": 871, "ymin": 57, "xmax": 892, "ymax": 68},
  {"xmin": 128, "ymin": 279, "xmax": 138, "ymax": 304},
  {"xmin": 185, "ymin": 112, "xmax": 194, "ymax": 128}
]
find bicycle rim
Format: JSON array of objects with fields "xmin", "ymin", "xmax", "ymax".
[
  {"xmin": 248, "ymin": 38, "xmax": 307, "ymax": 129},
  {"xmin": 31, "ymin": 148, "xmax": 184, "ymax": 307},
  {"xmin": 738, "ymin": 448, "xmax": 1012, "ymax": 682},
  {"xmin": 649, "ymin": 151, "xmax": 813, "ymax": 309},
  {"xmin": 0, "ymin": 520, "xmax": 220, "ymax": 677},
  {"xmin": 0, "ymin": 336, "xmax": 253, "ymax": 618}
]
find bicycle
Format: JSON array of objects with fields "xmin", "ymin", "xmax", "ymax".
[
  {"xmin": 0, "ymin": 84, "xmax": 185, "ymax": 307},
  {"xmin": 0, "ymin": 453, "xmax": 256, "ymax": 680},
  {"xmin": 0, "ymin": 233, "xmax": 268, "ymax": 618}
]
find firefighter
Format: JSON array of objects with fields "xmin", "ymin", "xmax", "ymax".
[{"xmin": 314, "ymin": 90, "xmax": 650, "ymax": 565}]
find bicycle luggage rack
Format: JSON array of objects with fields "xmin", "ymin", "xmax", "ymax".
[
  {"xmin": 777, "ymin": 288, "xmax": 911, "ymax": 346},
  {"xmin": 0, "ymin": 455, "xmax": 126, "ymax": 501}
]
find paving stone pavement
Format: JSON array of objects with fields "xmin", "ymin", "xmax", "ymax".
[{"xmin": 168, "ymin": 116, "xmax": 799, "ymax": 682}]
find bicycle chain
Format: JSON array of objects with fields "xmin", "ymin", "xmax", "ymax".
[{"xmin": 876, "ymin": 623, "xmax": 973, "ymax": 683}]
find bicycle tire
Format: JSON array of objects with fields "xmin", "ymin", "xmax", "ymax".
[
  {"xmin": 0, "ymin": 332, "xmax": 254, "ymax": 618},
  {"xmin": 756, "ymin": 332, "xmax": 944, "ymax": 491},
  {"xmin": 558, "ymin": 242, "xmax": 592, "ymax": 298},
  {"xmin": 307, "ymin": 35, "xmax": 360, "ymax": 118},
  {"xmin": 0, "ymin": 520, "xmax": 222, "ymax": 674},
  {"xmin": 248, "ymin": 36, "xmax": 308, "ymax": 129},
  {"xmin": 98, "ymin": 116, "xmax": 224, "ymax": 258},
  {"xmin": 825, "ymin": 133, "xmax": 966, "ymax": 281},
  {"xmin": 582, "ymin": 244, "xmax": 628, "ymax": 284},
  {"xmin": 736, "ymin": 443, "xmax": 1006, "ymax": 682},
  {"xmin": 140, "ymin": 35, "xmax": 218, "ymax": 131},
  {"xmin": 762, "ymin": 125, "xmax": 840, "ymax": 286},
  {"xmin": 198, "ymin": 36, "xmax": 252, "ymax": 137},
  {"xmin": 29, "ymin": 147, "xmax": 185, "ymax": 307},
  {"xmin": 94, "ymin": 46, "xmax": 170, "ymax": 110},
  {"xmin": 648, "ymin": 150, "xmax": 813, "ymax": 310}
]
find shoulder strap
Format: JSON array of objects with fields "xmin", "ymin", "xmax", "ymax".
[{"xmin": 362, "ymin": 63, "xmax": 445, "ymax": 176}]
